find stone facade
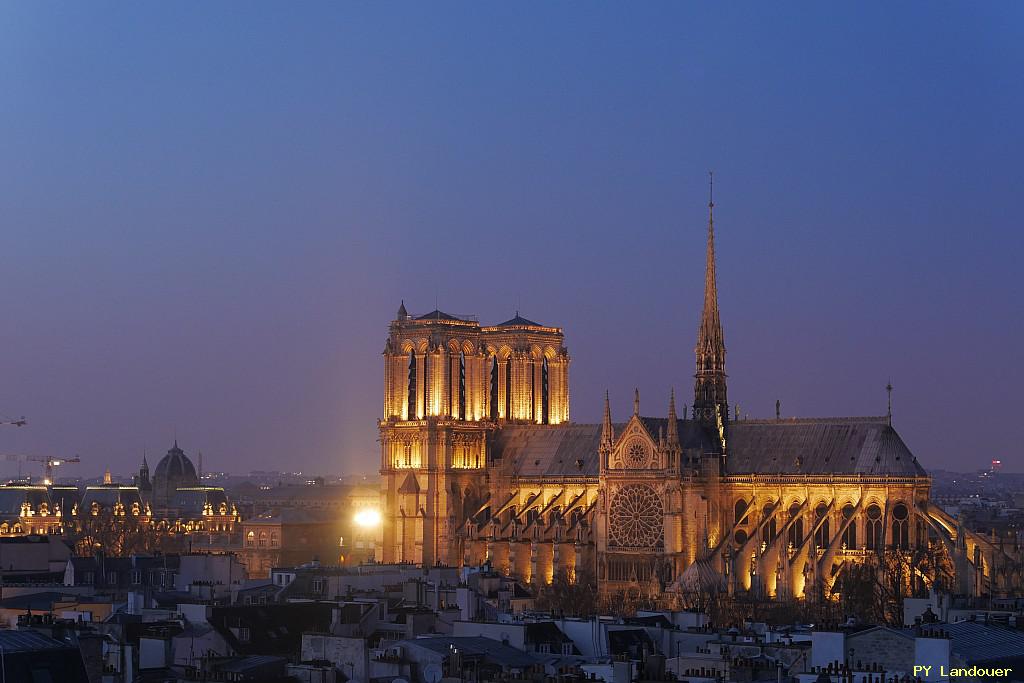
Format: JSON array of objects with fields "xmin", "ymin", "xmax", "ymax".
[{"xmin": 378, "ymin": 192, "xmax": 1020, "ymax": 603}]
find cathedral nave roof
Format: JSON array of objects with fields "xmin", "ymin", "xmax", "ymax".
[
  {"xmin": 724, "ymin": 418, "xmax": 925, "ymax": 476},
  {"xmin": 490, "ymin": 416, "xmax": 926, "ymax": 478}
]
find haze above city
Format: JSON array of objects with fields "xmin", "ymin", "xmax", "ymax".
[{"xmin": 1, "ymin": 3, "xmax": 1022, "ymax": 477}]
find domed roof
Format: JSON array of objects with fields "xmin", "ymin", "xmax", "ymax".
[{"xmin": 153, "ymin": 441, "xmax": 199, "ymax": 485}]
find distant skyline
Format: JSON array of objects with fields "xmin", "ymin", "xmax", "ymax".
[{"xmin": 2, "ymin": 3, "xmax": 1022, "ymax": 477}]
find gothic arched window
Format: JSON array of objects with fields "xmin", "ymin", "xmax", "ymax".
[
  {"xmin": 762, "ymin": 503, "xmax": 777, "ymax": 544},
  {"xmin": 788, "ymin": 503, "xmax": 803, "ymax": 547},
  {"xmin": 892, "ymin": 503, "xmax": 909, "ymax": 550},
  {"xmin": 866, "ymin": 504, "xmax": 883, "ymax": 550},
  {"xmin": 541, "ymin": 357, "xmax": 550, "ymax": 425},
  {"xmin": 489, "ymin": 356, "xmax": 499, "ymax": 420},
  {"xmin": 407, "ymin": 353, "xmax": 417, "ymax": 419},
  {"xmin": 734, "ymin": 499, "xmax": 748, "ymax": 526},
  {"xmin": 841, "ymin": 504, "xmax": 857, "ymax": 549},
  {"xmin": 505, "ymin": 359, "xmax": 512, "ymax": 418},
  {"xmin": 458, "ymin": 352, "xmax": 466, "ymax": 420},
  {"xmin": 813, "ymin": 503, "xmax": 830, "ymax": 548}
]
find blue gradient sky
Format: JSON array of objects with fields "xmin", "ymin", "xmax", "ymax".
[{"xmin": 1, "ymin": 3, "xmax": 1021, "ymax": 478}]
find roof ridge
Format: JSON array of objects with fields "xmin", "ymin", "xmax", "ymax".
[{"xmin": 734, "ymin": 416, "xmax": 890, "ymax": 425}]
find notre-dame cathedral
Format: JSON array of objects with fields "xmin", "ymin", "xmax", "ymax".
[{"xmin": 378, "ymin": 193, "xmax": 1020, "ymax": 603}]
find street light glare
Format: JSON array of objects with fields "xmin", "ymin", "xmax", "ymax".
[{"xmin": 354, "ymin": 509, "xmax": 381, "ymax": 528}]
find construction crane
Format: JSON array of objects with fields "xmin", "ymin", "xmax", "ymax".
[
  {"xmin": 0, "ymin": 416, "xmax": 27, "ymax": 427},
  {"xmin": 2, "ymin": 453, "xmax": 81, "ymax": 485}
]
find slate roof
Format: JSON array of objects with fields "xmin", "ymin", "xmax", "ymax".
[
  {"xmin": 607, "ymin": 628, "xmax": 656, "ymax": 659},
  {"xmin": 943, "ymin": 620, "xmax": 1024, "ymax": 664},
  {"xmin": 209, "ymin": 603, "xmax": 334, "ymax": 656},
  {"xmin": 0, "ymin": 591, "xmax": 68, "ymax": 610},
  {"xmin": 724, "ymin": 418, "xmax": 925, "ymax": 476},
  {"xmin": 415, "ymin": 309, "xmax": 469, "ymax": 322},
  {"xmin": 491, "ymin": 417, "xmax": 927, "ymax": 478},
  {"xmin": 0, "ymin": 629, "xmax": 78, "ymax": 652},
  {"xmin": 623, "ymin": 614, "xmax": 674, "ymax": 628},
  {"xmin": 50, "ymin": 487, "xmax": 81, "ymax": 518},
  {"xmin": 496, "ymin": 314, "xmax": 543, "ymax": 327},
  {"xmin": 489, "ymin": 425, "xmax": 603, "ymax": 478},
  {"xmin": 171, "ymin": 487, "xmax": 229, "ymax": 514},
  {"xmin": 80, "ymin": 485, "xmax": 145, "ymax": 510},
  {"xmin": 214, "ymin": 655, "xmax": 287, "ymax": 674},
  {"xmin": 525, "ymin": 621, "xmax": 576, "ymax": 649},
  {"xmin": 0, "ymin": 485, "xmax": 51, "ymax": 517},
  {"xmin": 402, "ymin": 635, "xmax": 542, "ymax": 668}
]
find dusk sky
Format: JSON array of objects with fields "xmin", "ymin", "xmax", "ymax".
[{"xmin": 1, "ymin": 3, "xmax": 1021, "ymax": 479}]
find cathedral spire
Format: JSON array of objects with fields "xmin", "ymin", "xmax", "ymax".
[
  {"xmin": 698, "ymin": 172, "xmax": 724, "ymax": 358},
  {"xmin": 694, "ymin": 172, "xmax": 728, "ymax": 426},
  {"xmin": 667, "ymin": 389, "xmax": 680, "ymax": 447},
  {"xmin": 601, "ymin": 390, "xmax": 614, "ymax": 448}
]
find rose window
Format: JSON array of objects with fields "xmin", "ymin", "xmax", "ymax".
[
  {"xmin": 625, "ymin": 440, "xmax": 648, "ymax": 467},
  {"xmin": 609, "ymin": 484, "xmax": 663, "ymax": 548}
]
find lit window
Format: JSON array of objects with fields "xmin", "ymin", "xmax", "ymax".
[
  {"xmin": 866, "ymin": 504, "xmax": 883, "ymax": 550},
  {"xmin": 892, "ymin": 503, "xmax": 910, "ymax": 550},
  {"xmin": 841, "ymin": 504, "xmax": 857, "ymax": 549}
]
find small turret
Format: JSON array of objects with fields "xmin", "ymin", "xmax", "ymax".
[
  {"xmin": 137, "ymin": 454, "xmax": 152, "ymax": 491},
  {"xmin": 667, "ymin": 389, "xmax": 680, "ymax": 448},
  {"xmin": 601, "ymin": 390, "xmax": 614, "ymax": 449}
]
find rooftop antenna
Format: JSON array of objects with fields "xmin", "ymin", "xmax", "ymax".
[
  {"xmin": 886, "ymin": 380, "xmax": 893, "ymax": 425},
  {"xmin": 775, "ymin": 399, "xmax": 781, "ymax": 421}
]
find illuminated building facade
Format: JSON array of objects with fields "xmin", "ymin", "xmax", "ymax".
[
  {"xmin": 380, "ymin": 194, "xmax": 1021, "ymax": 603},
  {"xmin": 379, "ymin": 307, "xmax": 570, "ymax": 568}
]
